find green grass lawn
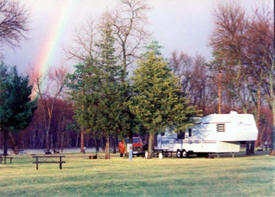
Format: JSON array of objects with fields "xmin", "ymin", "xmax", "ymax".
[{"xmin": 0, "ymin": 153, "xmax": 274, "ymax": 197}]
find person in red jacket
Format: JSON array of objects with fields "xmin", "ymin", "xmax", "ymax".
[{"xmin": 118, "ymin": 141, "xmax": 125, "ymax": 157}]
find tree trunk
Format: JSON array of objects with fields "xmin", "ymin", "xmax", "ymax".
[
  {"xmin": 0, "ymin": 132, "xmax": 2, "ymax": 149},
  {"xmin": 147, "ymin": 132, "xmax": 154, "ymax": 159},
  {"xmin": 271, "ymin": 112, "xmax": 275, "ymax": 155},
  {"xmin": 256, "ymin": 85, "xmax": 261, "ymax": 147},
  {"xmin": 60, "ymin": 132, "xmax": 64, "ymax": 153},
  {"xmin": 55, "ymin": 130, "xmax": 60, "ymax": 153},
  {"xmin": 8, "ymin": 132, "xmax": 18, "ymax": 154},
  {"xmin": 80, "ymin": 89, "xmax": 85, "ymax": 153},
  {"xmin": 80, "ymin": 129, "xmax": 85, "ymax": 153},
  {"xmin": 95, "ymin": 138, "xmax": 99, "ymax": 152},
  {"xmin": 250, "ymin": 141, "xmax": 255, "ymax": 154},
  {"xmin": 75, "ymin": 133, "xmax": 79, "ymax": 147},
  {"xmin": 3, "ymin": 130, "xmax": 8, "ymax": 155},
  {"xmin": 102, "ymin": 137, "xmax": 106, "ymax": 152},
  {"xmin": 122, "ymin": 45, "xmax": 127, "ymax": 81},
  {"xmin": 270, "ymin": 60, "xmax": 275, "ymax": 155},
  {"xmin": 86, "ymin": 134, "xmax": 90, "ymax": 148},
  {"xmin": 246, "ymin": 141, "xmax": 250, "ymax": 155},
  {"xmin": 105, "ymin": 134, "xmax": 110, "ymax": 159},
  {"xmin": 43, "ymin": 103, "xmax": 53, "ymax": 154},
  {"xmin": 45, "ymin": 123, "xmax": 51, "ymax": 153},
  {"xmin": 112, "ymin": 135, "xmax": 117, "ymax": 154},
  {"xmin": 218, "ymin": 71, "xmax": 222, "ymax": 114},
  {"xmin": 271, "ymin": 82, "xmax": 275, "ymax": 154},
  {"xmin": 51, "ymin": 130, "xmax": 55, "ymax": 153}
]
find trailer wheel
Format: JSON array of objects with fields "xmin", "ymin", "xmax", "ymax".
[
  {"xmin": 182, "ymin": 150, "xmax": 188, "ymax": 158},
  {"xmin": 176, "ymin": 150, "xmax": 182, "ymax": 158}
]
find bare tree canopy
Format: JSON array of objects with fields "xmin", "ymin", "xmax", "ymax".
[
  {"xmin": 110, "ymin": 0, "xmax": 150, "ymax": 71},
  {"xmin": 0, "ymin": 0, "xmax": 29, "ymax": 47},
  {"xmin": 169, "ymin": 51, "xmax": 214, "ymax": 113},
  {"xmin": 210, "ymin": 2, "xmax": 247, "ymax": 65},
  {"xmin": 66, "ymin": 0, "xmax": 150, "ymax": 80},
  {"xmin": 65, "ymin": 20, "xmax": 96, "ymax": 63}
]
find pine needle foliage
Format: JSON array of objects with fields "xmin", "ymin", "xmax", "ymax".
[
  {"xmin": 129, "ymin": 50, "xmax": 199, "ymax": 158},
  {"xmin": 0, "ymin": 63, "xmax": 37, "ymax": 155}
]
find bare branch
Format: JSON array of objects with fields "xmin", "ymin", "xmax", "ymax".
[
  {"xmin": 109, "ymin": 0, "xmax": 151, "ymax": 76},
  {"xmin": 0, "ymin": 0, "xmax": 29, "ymax": 48},
  {"xmin": 64, "ymin": 19, "xmax": 96, "ymax": 63}
]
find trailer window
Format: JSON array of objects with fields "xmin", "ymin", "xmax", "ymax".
[
  {"xmin": 216, "ymin": 124, "xmax": 225, "ymax": 132},
  {"xmin": 188, "ymin": 128, "xmax": 192, "ymax": 137}
]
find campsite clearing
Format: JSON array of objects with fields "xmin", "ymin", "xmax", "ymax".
[{"xmin": 0, "ymin": 153, "xmax": 274, "ymax": 197}]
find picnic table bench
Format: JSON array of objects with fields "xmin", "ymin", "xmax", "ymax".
[
  {"xmin": 0, "ymin": 155, "xmax": 13, "ymax": 164},
  {"xmin": 32, "ymin": 155, "xmax": 65, "ymax": 170}
]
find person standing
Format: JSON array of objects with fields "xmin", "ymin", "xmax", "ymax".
[{"xmin": 118, "ymin": 141, "xmax": 125, "ymax": 157}]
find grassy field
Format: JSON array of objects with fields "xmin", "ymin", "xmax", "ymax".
[{"xmin": 0, "ymin": 153, "xmax": 274, "ymax": 197}]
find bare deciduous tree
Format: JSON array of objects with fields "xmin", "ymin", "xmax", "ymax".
[
  {"xmin": 109, "ymin": 0, "xmax": 150, "ymax": 79},
  {"xmin": 65, "ymin": 20, "xmax": 96, "ymax": 63},
  {"xmin": 30, "ymin": 66, "xmax": 67, "ymax": 153},
  {"xmin": 66, "ymin": 0, "xmax": 150, "ymax": 80},
  {"xmin": 244, "ymin": 8, "xmax": 274, "ymax": 149},
  {"xmin": 210, "ymin": 3, "xmax": 247, "ymax": 64},
  {"xmin": 0, "ymin": 0, "xmax": 29, "ymax": 49},
  {"xmin": 210, "ymin": 2, "xmax": 249, "ymax": 113}
]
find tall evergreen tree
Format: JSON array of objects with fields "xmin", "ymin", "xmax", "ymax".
[
  {"xmin": 129, "ymin": 50, "xmax": 199, "ymax": 159},
  {"xmin": 67, "ymin": 22, "xmax": 127, "ymax": 159},
  {"xmin": 90, "ymin": 22, "xmax": 124, "ymax": 159},
  {"xmin": 0, "ymin": 63, "xmax": 37, "ymax": 155},
  {"xmin": 66, "ymin": 63, "xmax": 91, "ymax": 153}
]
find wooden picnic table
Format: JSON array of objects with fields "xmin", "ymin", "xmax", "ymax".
[
  {"xmin": 0, "ymin": 155, "xmax": 13, "ymax": 164},
  {"xmin": 32, "ymin": 155, "xmax": 65, "ymax": 170}
]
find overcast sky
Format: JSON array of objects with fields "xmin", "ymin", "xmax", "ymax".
[{"xmin": 2, "ymin": 0, "xmax": 273, "ymax": 74}]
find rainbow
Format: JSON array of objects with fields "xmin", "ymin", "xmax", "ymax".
[{"xmin": 33, "ymin": 0, "xmax": 74, "ymax": 94}]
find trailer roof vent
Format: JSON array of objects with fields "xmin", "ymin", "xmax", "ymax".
[{"xmin": 230, "ymin": 111, "xmax": 238, "ymax": 115}]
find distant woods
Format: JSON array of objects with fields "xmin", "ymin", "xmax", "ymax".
[{"xmin": 0, "ymin": 0, "xmax": 274, "ymax": 155}]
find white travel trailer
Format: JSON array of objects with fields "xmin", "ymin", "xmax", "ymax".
[{"xmin": 155, "ymin": 111, "xmax": 258, "ymax": 157}]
